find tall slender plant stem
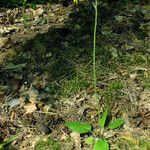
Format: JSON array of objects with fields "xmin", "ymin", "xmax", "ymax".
[{"xmin": 93, "ymin": 0, "xmax": 100, "ymax": 114}]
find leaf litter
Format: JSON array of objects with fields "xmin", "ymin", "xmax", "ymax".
[{"xmin": 0, "ymin": 1, "xmax": 150, "ymax": 150}]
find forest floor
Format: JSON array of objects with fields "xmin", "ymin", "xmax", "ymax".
[{"xmin": 0, "ymin": 1, "xmax": 150, "ymax": 150}]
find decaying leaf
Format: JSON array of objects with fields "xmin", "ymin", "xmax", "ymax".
[
  {"xmin": 121, "ymin": 131, "xmax": 139, "ymax": 145},
  {"xmin": 70, "ymin": 132, "xmax": 82, "ymax": 150},
  {"xmin": 24, "ymin": 103, "xmax": 37, "ymax": 114}
]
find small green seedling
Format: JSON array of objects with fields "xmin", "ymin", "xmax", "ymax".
[{"xmin": 65, "ymin": 110, "xmax": 125, "ymax": 150}]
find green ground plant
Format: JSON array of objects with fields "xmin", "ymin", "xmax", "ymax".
[
  {"xmin": 35, "ymin": 138, "xmax": 61, "ymax": 150},
  {"xmin": 0, "ymin": 135, "xmax": 18, "ymax": 150},
  {"xmin": 65, "ymin": 1, "xmax": 125, "ymax": 149},
  {"xmin": 65, "ymin": 110, "xmax": 125, "ymax": 150},
  {"xmin": 61, "ymin": 76, "xmax": 89, "ymax": 96},
  {"xmin": 117, "ymin": 138, "xmax": 150, "ymax": 150}
]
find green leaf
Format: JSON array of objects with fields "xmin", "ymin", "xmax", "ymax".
[
  {"xmin": 65, "ymin": 122, "xmax": 91, "ymax": 133},
  {"xmin": 30, "ymin": 3, "xmax": 36, "ymax": 9},
  {"xmin": 73, "ymin": 0, "xmax": 78, "ymax": 4},
  {"xmin": 94, "ymin": 139, "xmax": 109, "ymax": 150},
  {"xmin": 99, "ymin": 110, "xmax": 108, "ymax": 128},
  {"xmin": 0, "ymin": 134, "xmax": 18, "ymax": 149},
  {"xmin": 85, "ymin": 136, "xmax": 94, "ymax": 145},
  {"xmin": 0, "ymin": 144, "xmax": 4, "ymax": 149},
  {"xmin": 140, "ymin": 141, "xmax": 150, "ymax": 148},
  {"xmin": 108, "ymin": 118, "xmax": 125, "ymax": 129}
]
